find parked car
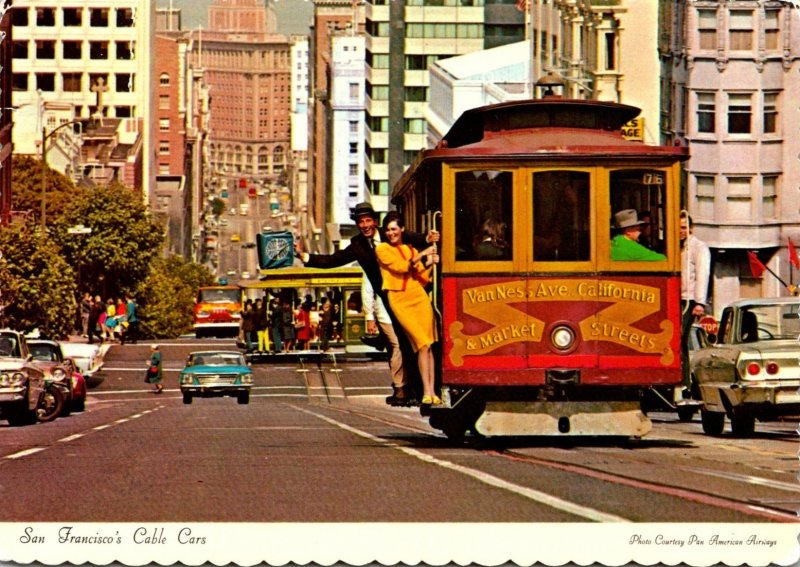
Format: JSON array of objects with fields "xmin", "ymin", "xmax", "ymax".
[
  {"xmin": 0, "ymin": 330, "xmax": 45, "ymax": 426},
  {"xmin": 59, "ymin": 342, "xmax": 105, "ymax": 388},
  {"xmin": 28, "ymin": 340, "xmax": 87, "ymax": 415},
  {"xmin": 690, "ymin": 297, "xmax": 800, "ymax": 436},
  {"xmin": 179, "ymin": 350, "xmax": 253, "ymax": 405}
]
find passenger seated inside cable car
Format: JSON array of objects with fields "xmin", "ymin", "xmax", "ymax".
[
  {"xmin": 609, "ymin": 169, "xmax": 669, "ymax": 261},
  {"xmin": 610, "ymin": 209, "xmax": 667, "ymax": 262},
  {"xmin": 454, "ymin": 170, "xmax": 513, "ymax": 261},
  {"xmin": 473, "ymin": 218, "xmax": 510, "ymax": 260}
]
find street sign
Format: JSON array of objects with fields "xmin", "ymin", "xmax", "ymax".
[
  {"xmin": 67, "ymin": 225, "xmax": 92, "ymax": 235},
  {"xmin": 698, "ymin": 316, "xmax": 719, "ymax": 336}
]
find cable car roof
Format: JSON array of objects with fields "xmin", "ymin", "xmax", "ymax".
[
  {"xmin": 430, "ymin": 98, "xmax": 688, "ymax": 159},
  {"xmin": 393, "ymin": 97, "xmax": 688, "ymax": 201}
]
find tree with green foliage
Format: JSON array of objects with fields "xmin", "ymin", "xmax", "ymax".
[
  {"xmin": 210, "ymin": 198, "xmax": 225, "ymax": 217},
  {"xmin": 11, "ymin": 155, "xmax": 88, "ymax": 225},
  {"xmin": 52, "ymin": 182, "xmax": 165, "ymax": 298},
  {"xmin": 0, "ymin": 223, "xmax": 77, "ymax": 338},
  {"xmin": 135, "ymin": 255, "xmax": 215, "ymax": 339}
]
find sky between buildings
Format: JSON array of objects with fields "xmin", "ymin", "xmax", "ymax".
[{"xmin": 157, "ymin": 0, "xmax": 314, "ymax": 36}]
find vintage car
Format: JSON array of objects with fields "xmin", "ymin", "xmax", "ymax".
[
  {"xmin": 59, "ymin": 341, "xmax": 105, "ymax": 387},
  {"xmin": 0, "ymin": 329, "xmax": 46, "ymax": 426},
  {"xmin": 179, "ymin": 350, "xmax": 253, "ymax": 405},
  {"xmin": 690, "ymin": 297, "xmax": 800, "ymax": 436},
  {"xmin": 28, "ymin": 340, "xmax": 87, "ymax": 414}
]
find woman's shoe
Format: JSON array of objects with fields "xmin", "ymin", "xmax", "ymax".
[
  {"xmin": 421, "ymin": 395, "xmax": 433, "ymax": 405},
  {"xmin": 431, "ymin": 395, "xmax": 442, "ymax": 406}
]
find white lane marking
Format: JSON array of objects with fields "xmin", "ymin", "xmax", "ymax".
[
  {"xmin": 5, "ymin": 447, "xmax": 46, "ymax": 460},
  {"xmin": 682, "ymin": 466, "xmax": 800, "ymax": 493},
  {"xmin": 293, "ymin": 405, "xmax": 629, "ymax": 523},
  {"xmin": 3, "ymin": 407, "xmax": 164, "ymax": 461},
  {"xmin": 58, "ymin": 434, "xmax": 85, "ymax": 443}
]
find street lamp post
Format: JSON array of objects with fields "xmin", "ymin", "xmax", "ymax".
[
  {"xmin": 67, "ymin": 224, "xmax": 92, "ymax": 291},
  {"xmin": 41, "ymin": 119, "xmax": 86, "ymax": 228}
]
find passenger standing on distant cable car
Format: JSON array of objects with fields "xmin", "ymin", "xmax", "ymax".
[
  {"xmin": 253, "ymin": 298, "xmax": 269, "ymax": 353},
  {"xmin": 240, "ymin": 299, "xmax": 255, "ymax": 353},
  {"xmin": 375, "ymin": 212, "xmax": 441, "ymax": 406}
]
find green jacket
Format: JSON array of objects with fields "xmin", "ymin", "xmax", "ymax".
[{"xmin": 610, "ymin": 235, "xmax": 666, "ymax": 262}]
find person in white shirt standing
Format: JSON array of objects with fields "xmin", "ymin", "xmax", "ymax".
[
  {"xmin": 362, "ymin": 274, "xmax": 411, "ymax": 405},
  {"xmin": 680, "ymin": 210, "xmax": 711, "ymax": 399}
]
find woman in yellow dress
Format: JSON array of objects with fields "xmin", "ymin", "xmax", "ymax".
[{"xmin": 375, "ymin": 212, "xmax": 440, "ymax": 405}]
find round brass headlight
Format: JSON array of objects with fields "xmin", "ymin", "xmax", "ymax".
[{"xmin": 550, "ymin": 325, "xmax": 576, "ymax": 351}]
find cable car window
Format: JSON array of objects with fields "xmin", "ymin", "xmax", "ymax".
[
  {"xmin": 454, "ymin": 170, "xmax": 513, "ymax": 261},
  {"xmin": 610, "ymin": 169, "xmax": 667, "ymax": 260},
  {"xmin": 532, "ymin": 170, "xmax": 590, "ymax": 261}
]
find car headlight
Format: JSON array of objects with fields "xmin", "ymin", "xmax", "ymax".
[
  {"xmin": 240, "ymin": 373, "xmax": 253, "ymax": 385},
  {"xmin": 180, "ymin": 373, "xmax": 195, "ymax": 385},
  {"xmin": 53, "ymin": 368, "xmax": 67, "ymax": 382},
  {"xmin": 0, "ymin": 373, "xmax": 9, "ymax": 387},
  {"xmin": 10, "ymin": 372, "xmax": 27, "ymax": 386}
]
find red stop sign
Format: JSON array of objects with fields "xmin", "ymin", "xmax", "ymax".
[{"xmin": 698, "ymin": 316, "xmax": 719, "ymax": 335}]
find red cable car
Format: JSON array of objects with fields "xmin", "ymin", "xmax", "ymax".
[{"xmin": 393, "ymin": 97, "xmax": 688, "ymax": 439}]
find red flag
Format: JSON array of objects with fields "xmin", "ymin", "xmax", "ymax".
[
  {"xmin": 789, "ymin": 239, "xmax": 800, "ymax": 269},
  {"xmin": 748, "ymin": 251, "xmax": 766, "ymax": 278}
]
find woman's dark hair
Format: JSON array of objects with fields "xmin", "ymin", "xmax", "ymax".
[{"xmin": 382, "ymin": 211, "xmax": 405, "ymax": 230}]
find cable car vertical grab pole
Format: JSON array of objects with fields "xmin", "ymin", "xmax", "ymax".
[{"xmin": 428, "ymin": 210, "xmax": 443, "ymax": 319}]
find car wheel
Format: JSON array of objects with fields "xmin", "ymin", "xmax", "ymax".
[
  {"xmin": 183, "ymin": 393, "xmax": 193, "ymax": 405},
  {"xmin": 35, "ymin": 385, "xmax": 64, "ymax": 423},
  {"xmin": 700, "ymin": 409, "xmax": 725, "ymax": 435},
  {"xmin": 237, "ymin": 392, "xmax": 249, "ymax": 405},
  {"xmin": 730, "ymin": 410, "xmax": 755, "ymax": 437},
  {"xmin": 3, "ymin": 401, "xmax": 37, "ymax": 427},
  {"xmin": 677, "ymin": 406, "xmax": 696, "ymax": 422}
]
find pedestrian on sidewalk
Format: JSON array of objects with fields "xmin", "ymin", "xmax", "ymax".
[
  {"xmin": 87, "ymin": 296, "xmax": 103, "ymax": 344},
  {"xmin": 80, "ymin": 293, "xmax": 92, "ymax": 337},
  {"xmin": 123, "ymin": 293, "xmax": 139, "ymax": 344}
]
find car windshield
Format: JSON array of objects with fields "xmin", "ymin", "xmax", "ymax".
[
  {"xmin": 737, "ymin": 303, "xmax": 800, "ymax": 343},
  {"xmin": 198, "ymin": 288, "xmax": 240, "ymax": 304},
  {"xmin": 0, "ymin": 334, "xmax": 20, "ymax": 357},
  {"xmin": 29, "ymin": 344, "xmax": 60, "ymax": 362},
  {"xmin": 190, "ymin": 353, "xmax": 245, "ymax": 367}
]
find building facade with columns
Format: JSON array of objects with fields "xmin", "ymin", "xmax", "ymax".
[{"xmin": 661, "ymin": 0, "xmax": 800, "ymax": 314}]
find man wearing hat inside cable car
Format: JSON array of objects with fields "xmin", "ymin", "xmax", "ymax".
[
  {"xmin": 294, "ymin": 201, "xmax": 439, "ymax": 406},
  {"xmin": 610, "ymin": 209, "xmax": 666, "ymax": 262}
]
